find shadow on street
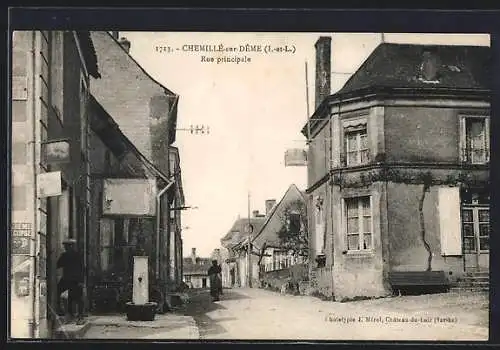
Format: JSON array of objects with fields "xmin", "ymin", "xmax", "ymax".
[{"xmin": 178, "ymin": 288, "xmax": 247, "ymax": 338}]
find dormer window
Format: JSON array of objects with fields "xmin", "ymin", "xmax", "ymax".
[{"xmin": 419, "ymin": 51, "xmax": 441, "ymax": 83}]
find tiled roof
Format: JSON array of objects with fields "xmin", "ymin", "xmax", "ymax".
[
  {"xmin": 221, "ymin": 217, "xmax": 266, "ymax": 249},
  {"xmin": 337, "ymin": 43, "xmax": 490, "ymax": 95},
  {"xmin": 183, "ymin": 257, "xmax": 212, "ymax": 275}
]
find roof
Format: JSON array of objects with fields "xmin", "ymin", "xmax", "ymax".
[
  {"xmin": 252, "ymin": 184, "xmax": 307, "ymax": 249},
  {"xmin": 338, "ymin": 43, "xmax": 490, "ymax": 95},
  {"xmin": 183, "ymin": 257, "xmax": 212, "ymax": 275},
  {"xmin": 89, "ymin": 31, "xmax": 179, "ymax": 158},
  {"xmin": 302, "ymin": 42, "xmax": 490, "ymax": 136},
  {"xmin": 75, "ymin": 31, "xmax": 101, "ymax": 79},
  {"xmin": 88, "ymin": 94, "xmax": 170, "ymax": 184},
  {"xmin": 220, "ymin": 217, "xmax": 266, "ymax": 249}
]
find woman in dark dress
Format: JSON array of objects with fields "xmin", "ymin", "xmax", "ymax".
[{"xmin": 208, "ymin": 260, "xmax": 222, "ymax": 301}]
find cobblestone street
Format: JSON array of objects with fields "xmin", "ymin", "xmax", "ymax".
[{"xmin": 181, "ymin": 288, "xmax": 488, "ymax": 341}]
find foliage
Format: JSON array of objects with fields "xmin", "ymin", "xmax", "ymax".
[
  {"xmin": 276, "ymin": 199, "xmax": 309, "ymax": 259},
  {"xmin": 329, "ymin": 167, "xmax": 489, "ymax": 190}
]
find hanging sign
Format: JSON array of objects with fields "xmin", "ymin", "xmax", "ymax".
[
  {"xmin": 37, "ymin": 171, "xmax": 62, "ymax": 198},
  {"xmin": 42, "ymin": 139, "xmax": 70, "ymax": 164},
  {"xmin": 284, "ymin": 148, "xmax": 308, "ymax": 167},
  {"xmin": 103, "ymin": 178, "xmax": 156, "ymax": 216}
]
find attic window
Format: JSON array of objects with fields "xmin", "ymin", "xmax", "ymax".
[{"xmin": 419, "ymin": 51, "xmax": 441, "ymax": 83}]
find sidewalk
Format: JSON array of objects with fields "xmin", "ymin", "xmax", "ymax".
[{"xmin": 83, "ymin": 314, "xmax": 200, "ymax": 339}]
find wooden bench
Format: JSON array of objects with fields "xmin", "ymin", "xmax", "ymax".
[{"xmin": 389, "ymin": 271, "xmax": 450, "ymax": 290}]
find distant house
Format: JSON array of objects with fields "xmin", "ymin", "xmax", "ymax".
[
  {"xmin": 304, "ymin": 37, "xmax": 490, "ymax": 300},
  {"xmin": 252, "ymin": 185, "xmax": 308, "ymax": 273},
  {"xmin": 183, "ymin": 248, "xmax": 212, "ymax": 289},
  {"xmin": 220, "ymin": 213, "xmax": 266, "ymax": 288},
  {"xmin": 251, "ymin": 185, "xmax": 309, "ymax": 292}
]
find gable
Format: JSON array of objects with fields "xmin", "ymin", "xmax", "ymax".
[{"xmin": 252, "ymin": 185, "xmax": 306, "ymax": 249}]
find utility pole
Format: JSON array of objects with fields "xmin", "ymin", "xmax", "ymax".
[
  {"xmin": 247, "ymin": 192, "xmax": 252, "ymax": 288},
  {"xmin": 305, "ymin": 61, "xmax": 311, "ymax": 144}
]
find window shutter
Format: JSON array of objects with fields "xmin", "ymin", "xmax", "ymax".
[{"xmin": 438, "ymin": 187, "xmax": 462, "ymax": 256}]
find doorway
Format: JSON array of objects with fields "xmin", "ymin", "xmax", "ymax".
[
  {"xmin": 461, "ymin": 191, "xmax": 489, "ymax": 272},
  {"xmin": 202, "ymin": 278, "xmax": 207, "ymax": 288}
]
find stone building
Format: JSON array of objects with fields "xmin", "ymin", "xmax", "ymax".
[
  {"xmin": 304, "ymin": 37, "xmax": 490, "ymax": 300},
  {"xmin": 10, "ymin": 30, "xmax": 100, "ymax": 338},
  {"xmin": 88, "ymin": 31, "xmax": 184, "ymax": 300}
]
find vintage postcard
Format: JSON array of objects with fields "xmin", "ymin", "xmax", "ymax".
[{"xmin": 9, "ymin": 29, "xmax": 490, "ymax": 341}]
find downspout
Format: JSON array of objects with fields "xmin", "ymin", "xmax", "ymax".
[
  {"xmin": 155, "ymin": 180, "xmax": 174, "ymax": 280},
  {"xmin": 29, "ymin": 30, "xmax": 38, "ymax": 338}
]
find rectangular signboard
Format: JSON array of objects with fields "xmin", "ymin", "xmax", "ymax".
[
  {"xmin": 103, "ymin": 178, "xmax": 156, "ymax": 216},
  {"xmin": 284, "ymin": 148, "xmax": 308, "ymax": 167},
  {"xmin": 42, "ymin": 139, "xmax": 70, "ymax": 164},
  {"xmin": 37, "ymin": 171, "xmax": 62, "ymax": 198}
]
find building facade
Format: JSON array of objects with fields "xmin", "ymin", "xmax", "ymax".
[
  {"xmin": 10, "ymin": 30, "xmax": 100, "ymax": 338},
  {"xmin": 89, "ymin": 31, "xmax": 182, "ymax": 300},
  {"xmin": 220, "ymin": 214, "xmax": 266, "ymax": 288},
  {"xmin": 182, "ymin": 248, "xmax": 212, "ymax": 289},
  {"xmin": 305, "ymin": 38, "xmax": 490, "ymax": 301}
]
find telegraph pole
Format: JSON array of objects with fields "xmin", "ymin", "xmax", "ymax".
[{"xmin": 247, "ymin": 192, "xmax": 252, "ymax": 288}]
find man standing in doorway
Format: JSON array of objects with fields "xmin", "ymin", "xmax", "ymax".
[{"xmin": 56, "ymin": 238, "xmax": 85, "ymax": 324}]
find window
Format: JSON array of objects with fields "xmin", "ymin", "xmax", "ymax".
[
  {"xmin": 460, "ymin": 116, "xmax": 489, "ymax": 164},
  {"xmin": 184, "ymin": 275, "xmax": 191, "ymax": 283},
  {"xmin": 344, "ymin": 125, "xmax": 369, "ymax": 166},
  {"xmin": 462, "ymin": 197, "xmax": 489, "ymax": 253},
  {"xmin": 345, "ymin": 196, "xmax": 372, "ymax": 251}
]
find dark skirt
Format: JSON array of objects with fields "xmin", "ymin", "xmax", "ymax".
[{"xmin": 209, "ymin": 273, "xmax": 222, "ymax": 298}]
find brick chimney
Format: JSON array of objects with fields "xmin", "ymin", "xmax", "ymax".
[
  {"xmin": 191, "ymin": 248, "xmax": 196, "ymax": 264},
  {"xmin": 265, "ymin": 199, "xmax": 276, "ymax": 215},
  {"xmin": 118, "ymin": 37, "xmax": 131, "ymax": 53},
  {"xmin": 314, "ymin": 36, "xmax": 332, "ymax": 109}
]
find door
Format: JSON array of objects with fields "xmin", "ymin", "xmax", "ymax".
[
  {"xmin": 202, "ymin": 278, "xmax": 207, "ymax": 288},
  {"xmin": 462, "ymin": 205, "xmax": 489, "ymax": 271}
]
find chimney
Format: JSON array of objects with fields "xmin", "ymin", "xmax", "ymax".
[
  {"xmin": 191, "ymin": 248, "xmax": 196, "ymax": 264},
  {"xmin": 314, "ymin": 36, "xmax": 332, "ymax": 109},
  {"xmin": 110, "ymin": 31, "xmax": 119, "ymax": 40},
  {"xmin": 118, "ymin": 37, "xmax": 131, "ymax": 53},
  {"xmin": 252, "ymin": 210, "xmax": 260, "ymax": 218},
  {"xmin": 265, "ymin": 199, "xmax": 276, "ymax": 216}
]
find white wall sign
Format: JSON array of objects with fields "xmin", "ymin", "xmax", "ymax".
[
  {"xmin": 37, "ymin": 171, "xmax": 62, "ymax": 198},
  {"xmin": 103, "ymin": 178, "xmax": 156, "ymax": 216},
  {"xmin": 284, "ymin": 148, "xmax": 308, "ymax": 167}
]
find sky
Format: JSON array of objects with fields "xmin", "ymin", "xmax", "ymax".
[{"xmin": 121, "ymin": 32, "xmax": 490, "ymax": 257}]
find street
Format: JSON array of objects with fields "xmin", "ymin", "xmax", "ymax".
[{"xmin": 180, "ymin": 288, "xmax": 488, "ymax": 341}]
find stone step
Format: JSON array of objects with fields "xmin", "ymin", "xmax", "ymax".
[
  {"xmin": 449, "ymin": 287, "xmax": 489, "ymax": 293},
  {"xmin": 461, "ymin": 276, "xmax": 489, "ymax": 283},
  {"xmin": 465, "ymin": 271, "xmax": 489, "ymax": 278}
]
